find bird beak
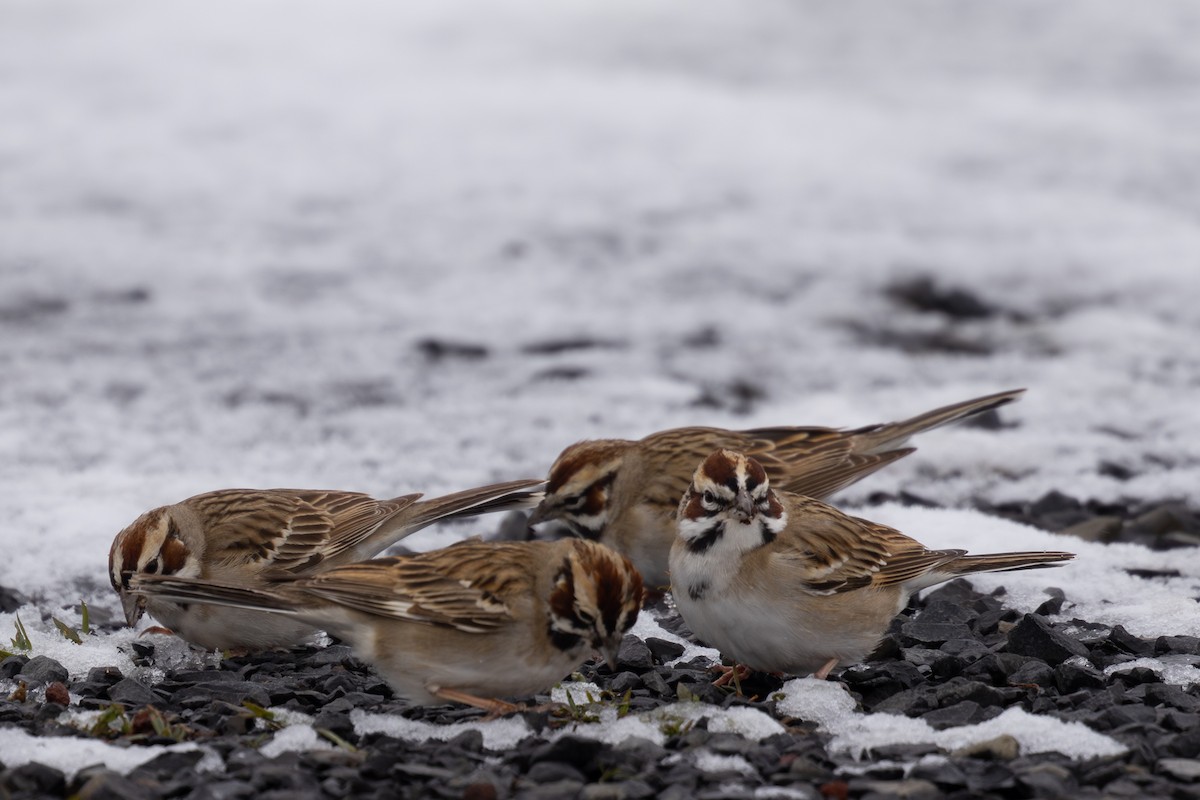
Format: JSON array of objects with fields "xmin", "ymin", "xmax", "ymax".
[
  {"xmin": 601, "ymin": 641, "xmax": 621, "ymax": 672},
  {"xmin": 734, "ymin": 490, "xmax": 754, "ymax": 522},
  {"xmin": 526, "ymin": 502, "xmax": 549, "ymax": 528},
  {"xmin": 121, "ymin": 590, "xmax": 146, "ymax": 627}
]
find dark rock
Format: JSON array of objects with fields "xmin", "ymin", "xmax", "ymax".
[
  {"xmin": 2, "ymin": 762, "xmax": 67, "ymax": 795},
  {"xmin": 644, "ymin": 638, "xmax": 686, "ymax": 663},
  {"xmin": 1006, "ymin": 614, "xmax": 1088, "ymax": 665},
  {"xmin": 1054, "ymin": 660, "xmax": 1106, "ymax": 693},
  {"xmin": 922, "ymin": 701, "xmax": 985, "ymax": 729},
  {"xmin": 1130, "ymin": 504, "xmax": 1192, "ymax": 537},
  {"xmin": 522, "ymin": 337, "xmax": 625, "ymax": 355},
  {"xmin": 955, "ymin": 734, "xmax": 1021, "ymax": 762},
  {"xmin": 1034, "ymin": 588, "xmax": 1066, "ymax": 616},
  {"xmin": 1108, "ymin": 625, "xmax": 1154, "ymax": 655},
  {"xmin": 1015, "ymin": 762, "xmax": 1075, "ymax": 796},
  {"xmin": 132, "ymin": 750, "xmax": 207, "ymax": 778},
  {"xmin": 1161, "ymin": 730, "xmax": 1200, "ymax": 759},
  {"xmin": 902, "ymin": 621, "xmax": 973, "ymax": 645},
  {"xmin": 1098, "ymin": 461, "xmax": 1135, "ymax": 481},
  {"xmin": 175, "ymin": 681, "xmax": 272, "ymax": 709},
  {"xmin": 527, "ymin": 761, "xmax": 587, "ymax": 784},
  {"xmin": 528, "ymin": 736, "xmax": 603, "ymax": 772},
  {"xmin": 1007, "ymin": 660, "xmax": 1054, "ymax": 688},
  {"xmin": 74, "ymin": 768, "xmax": 155, "ymax": 800},
  {"xmin": 902, "ymin": 647, "xmax": 942, "ymax": 669},
  {"xmin": 640, "ymin": 670, "xmax": 671, "ymax": 698},
  {"xmin": 915, "ymin": 599, "xmax": 976, "ymax": 625},
  {"xmin": 1059, "ymin": 516, "xmax": 1123, "ymax": 543},
  {"xmin": 1156, "ymin": 636, "xmax": 1200, "ymax": 656},
  {"xmin": 416, "ymin": 338, "xmax": 489, "ymax": 361},
  {"xmin": 1099, "ymin": 704, "xmax": 1158, "ymax": 731},
  {"xmin": 934, "ymin": 678, "xmax": 1005, "ymax": 709},
  {"xmin": 0, "ymin": 585, "xmax": 25, "ymax": 612},
  {"xmin": 1139, "ymin": 684, "xmax": 1200, "ymax": 713},
  {"xmin": 19, "ymin": 655, "xmax": 69, "ymax": 685},
  {"xmin": 108, "ymin": 677, "xmax": 162, "ymax": 706},
  {"xmin": 86, "ymin": 666, "xmax": 124, "ymax": 686},
  {"xmin": 616, "ymin": 636, "xmax": 654, "ymax": 672},
  {"xmin": 887, "ymin": 276, "xmax": 997, "ymax": 320},
  {"xmin": 1157, "ymin": 758, "xmax": 1200, "ymax": 781},
  {"xmin": 608, "ymin": 672, "xmax": 642, "ymax": 694},
  {"xmin": 1, "ymin": 655, "xmax": 29, "ymax": 678},
  {"xmin": 1030, "ymin": 491, "xmax": 1082, "ymax": 518},
  {"xmin": 517, "ymin": 779, "xmax": 586, "ymax": 799}
]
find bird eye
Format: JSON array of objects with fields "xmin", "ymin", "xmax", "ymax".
[
  {"xmin": 145, "ymin": 557, "xmax": 159, "ymax": 573},
  {"xmin": 566, "ymin": 495, "xmax": 586, "ymax": 510},
  {"xmin": 702, "ymin": 490, "xmax": 715, "ymax": 504}
]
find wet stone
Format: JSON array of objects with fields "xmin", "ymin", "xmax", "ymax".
[
  {"xmin": 616, "ymin": 636, "xmax": 654, "ymax": 672},
  {"xmin": 109, "ymin": 677, "xmax": 163, "ymax": 706},
  {"xmin": 1158, "ymin": 758, "xmax": 1200, "ymax": 782},
  {"xmin": 1138, "ymin": 684, "xmax": 1200, "ymax": 713},
  {"xmin": 608, "ymin": 671, "xmax": 642, "ymax": 694},
  {"xmin": 0, "ymin": 584, "xmax": 26, "ymax": 613},
  {"xmin": 645, "ymin": 637, "xmax": 686, "ymax": 663},
  {"xmin": 86, "ymin": 666, "xmax": 124, "ymax": 686},
  {"xmin": 0, "ymin": 655, "xmax": 29, "ymax": 679},
  {"xmin": 902, "ymin": 621, "xmax": 974, "ymax": 645},
  {"xmin": 1006, "ymin": 614, "xmax": 1089, "ymax": 665},
  {"xmin": 73, "ymin": 768, "xmax": 156, "ymax": 800},
  {"xmin": 2, "ymin": 762, "xmax": 67, "ymax": 795},
  {"xmin": 1034, "ymin": 588, "xmax": 1066, "ymax": 616},
  {"xmin": 175, "ymin": 681, "xmax": 272, "ymax": 709},
  {"xmin": 18, "ymin": 655, "xmax": 68, "ymax": 685},
  {"xmin": 1054, "ymin": 660, "xmax": 1106, "ymax": 693},
  {"xmin": 640, "ymin": 670, "xmax": 671, "ymax": 697},
  {"xmin": 923, "ymin": 700, "xmax": 991, "ymax": 729},
  {"xmin": 1156, "ymin": 636, "xmax": 1200, "ymax": 656}
]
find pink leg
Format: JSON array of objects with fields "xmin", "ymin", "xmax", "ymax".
[
  {"xmin": 813, "ymin": 658, "xmax": 839, "ymax": 680},
  {"xmin": 711, "ymin": 663, "xmax": 753, "ymax": 688}
]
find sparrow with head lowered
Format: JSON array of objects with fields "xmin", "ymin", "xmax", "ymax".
[
  {"xmin": 109, "ymin": 479, "xmax": 545, "ymax": 651},
  {"xmin": 129, "ymin": 538, "xmax": 644, "ymax": 712},
  {"xmin": 531, "ymin": 389, "xmax": 1024, "ymax": 587},
  {"xmin": 669, "ymin": 450, "xmax": 1074, "ymax": 680}
]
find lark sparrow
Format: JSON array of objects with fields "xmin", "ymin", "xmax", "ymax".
[
  {"xmin": 129, "ymin": 538, "xmax": 644, "ymax": 712},
  {"xmin": 669, "ymin": 450, "xmax": 1074, "ymax": 679},
  {"xmin": 531, "ymin": 389, "xmax": 1024, "ymax": 587},
  {"xmin": 109, "ymin": 479, "xmax": 545, "ymax": 651}
]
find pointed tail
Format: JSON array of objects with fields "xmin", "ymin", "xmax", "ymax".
[
  {"xmin": 943, "ymin": 549, "xmax": 1075, "ymax": 579},
  {"xmin": 847, "ymin": 388, "xmax": 1025, "ymax": 454},
  {"xmin": 130, "ymin": 573, "xmax": 299, "ymax": 615}
]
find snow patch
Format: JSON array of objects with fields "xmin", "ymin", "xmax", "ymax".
[{"xmin": 778, "ymin": 678, "xmax": 1126, "ymax": 760}]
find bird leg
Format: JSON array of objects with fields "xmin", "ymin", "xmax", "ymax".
[
  {"xmin": 711, "ymin": 663, "xmax": 754, "ymax": 691},
  {"xmin": 138, "ymin": 626, "xmax": 175, "ymax": 637},
  {"xmin": 813, "ymin": 658, "xmax": 839, "ymax": 680},
  {"xmin": 431, "ymin": 687, "xmax": 524, "ymax": 717}
]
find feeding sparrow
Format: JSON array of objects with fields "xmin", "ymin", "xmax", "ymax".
[
  {"xmin": 531, "ymin": 389, "xmax": 1024, "ymax": 587},
  {"xmin": 669, "ymin": 450, "xmax": 1074, "ymax": 680},
  {"xmin": 129, "ymin": 538, "xmax": 644, "ymax": 712},
  {"xmin": 109, "ymin": 479, "xmax": 545, "ymax": 651}
]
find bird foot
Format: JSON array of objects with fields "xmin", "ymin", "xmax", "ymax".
[
  {"xmin": 432, "ymin": 687, "xmax": 525, "ymax": 718},
  {"xmin": 812, "ymin": 658, "xmax": 839, "ymax": 680},
  {"xmin": 711, "ymin": 663, "xmax": 754, "ymax": 690},
  {"xmin": 138, "ymin": 626, "xmax": 175, "ymax": 637}
]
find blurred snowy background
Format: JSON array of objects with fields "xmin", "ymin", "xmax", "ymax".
[{"xmin": 2, "ymin": 0, "xmax": 1199, "ymax": 614}]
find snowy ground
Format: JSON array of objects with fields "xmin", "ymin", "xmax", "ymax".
[{"xmin": 2, "ymin": 0, "xmax": 1199, "ymax": 788}]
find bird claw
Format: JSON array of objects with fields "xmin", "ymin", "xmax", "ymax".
[
  {"xmin": 138, "ymin": 626, "xmax": 175, "ymax": 637},
  {"xmin": 711, "ymin": 663, "xmax": 754, "ymax": 690}
]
